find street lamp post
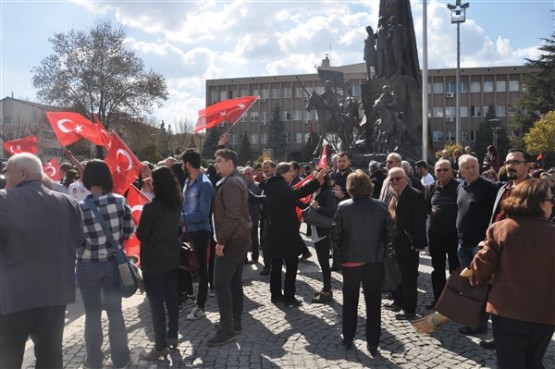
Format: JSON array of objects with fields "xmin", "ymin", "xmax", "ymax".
[
  {"xmin": 488, "ymin": 118, "xmax": 501, "ymax": 148},
  {"xmin": 448, "ymin": 0, "xmax": 469, "ymax": 146}
]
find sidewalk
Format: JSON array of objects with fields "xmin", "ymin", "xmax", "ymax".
[{"xmin": 22, "ymin": 238, "xmax": 554, "ymax": 368}]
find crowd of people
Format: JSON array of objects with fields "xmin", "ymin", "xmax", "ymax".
[{"xmin": 0, "ymin": 143, "xmax": 553, "ymax": 369}]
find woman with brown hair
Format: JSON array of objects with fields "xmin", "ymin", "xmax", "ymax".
[
  {"xmin": 467, "ymin": 178, "xmax": 555, "ymax": 368},
  {"xmin": 333, "ymin": 170, "xmax": 396, "ymax": 356}
]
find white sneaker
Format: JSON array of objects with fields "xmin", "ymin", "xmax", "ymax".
[{"xmin": 187, "ymin": 305, "xmax": 205, "ymax": 320}]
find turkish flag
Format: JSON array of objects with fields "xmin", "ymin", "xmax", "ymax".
[
  {"xmin": 43, "ymin": 158, "xmax": 61, "ymax": 181},
  {"xmin": 294, "ymin": 174, "xmax": 314, "ymax": 222},
  {"xmin": 92, "ymin": 114, "xmax": 112, "ymax": 149},
  {"xmin": 195, "ymin": 96, "xmax": 259, "ymax": 132},
  {"xmin": 103, "ymin": 133, "xmax": 142, "ymax": 195},
  {"xmin": 317, "ymin": 145, "xmax": 328, "ymax": 170},
  {"xmin": 124, "ymin": 233, "xmax": 141, "ymax": 265},
  {"xmin": 45, "ymin": 111, "xmax": 105, "ymax": 147},
  {"xmin": 3, "ymin": 135, "xmax": 39, "ymax": 155},
  {"xmin": 126, "ymin": 185, "xmax": 150, "ymax": 225}
]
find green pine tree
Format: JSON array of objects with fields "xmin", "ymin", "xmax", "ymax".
[
  {"xmin": 268, "ymin": 106, "xmax": 287, "ymax": 161},
  {"xmin": 238, "ymin": 132, "xmax": 253, "ymax": 165},
  {"xmin": 201, "ymin": 127, "xmax": 221, "ymax": 160},
  {"xmin": 474, "ymin": 105, "xmax": 511, "ymax": 161}
]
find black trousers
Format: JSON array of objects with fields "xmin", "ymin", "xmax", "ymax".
[
  {"xmin": 314, "ymin": 236, "xmax": 332, "ymax": 292},
  {"xmin": 0, "ymin": 304, "xmax": 66, "ymax": 369},
  {"xmin": 428, "ymin": 230, "xmax": 460, "ymax": 302},
  {"xmin": 492, "ymin": 315, "xmax": 555, "ymax": 369},
  {"xmin": 391, "ymin": 249, "xmax": 419, "ymax": 313},
  {"xmin": 189, "ymin": 230, "xmax": 211, "ymax": 309},
  {"xmin": 270, "ymin": 257, "xmax": 299, "ymax": 300},
  {"xmin": 260, "ymin": 219, "xmax": 270, "ymax": 268},
  {"xmin": 342, "ymin": 263, "xmax": 383, "ymax": 346},
  {"xmin": 250, "ymin": 216, "xmax": 260, "ymax": 261}
]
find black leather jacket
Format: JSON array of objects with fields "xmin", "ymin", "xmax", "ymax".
[{"xmin": 332, "ymin": 197, "xmax": 396, "ymax": 264}]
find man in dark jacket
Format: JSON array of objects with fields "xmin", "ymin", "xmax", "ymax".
[
  {"xmin": 384, "ymin": 167, "xmax": 427, "ymax": 320},
  {"xmin": 210, "ymin": 149, "xmax": 252, "ymax": 346},
  {"xmin": 0, "ymin": 153, "xmax": 84, "ymax": 368},
  {"xmin": 425, "ymin": 159, "xmax": 460, "ymax": 308}
]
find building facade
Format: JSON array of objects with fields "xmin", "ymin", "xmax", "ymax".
[{"xmin": 206, "ymin": 61, "xmax": 535, "ymax": 161}]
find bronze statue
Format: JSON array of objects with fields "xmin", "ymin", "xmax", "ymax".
[
  {"xmin": 388, "ymin": 16, "xmax": 407, "ymax": 76},
  {"xmin": 363, "ymin": 26, "xmax": 377, "ymax": 79},
  {"xmin": 372, "ymin": 85, "xmax": 405, "ymax": 152},
  {"xmin": 376, "ymin": 16, "xmax": 390, "ymax": 78}
]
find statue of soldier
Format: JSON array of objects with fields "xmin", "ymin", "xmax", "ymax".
[
  {"xmin": 376, "ymin": 16, "xmax": 390, "ymax": 78},
  {"xmin": 363, "ymin": 26, "xmax": 377, "ymax": 79},
  {"xmin": 373, "ymin": 85, "xmax": 404, "ymax": 151},
  {"xmin": 388, "ymin": 15, "xmax": 407, "ymax": 76}
]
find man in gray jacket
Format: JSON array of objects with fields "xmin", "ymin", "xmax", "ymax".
[
  {"xmin": 209, "ymin": 149, "xmax": 252, "ymax": 346},
  {"xmin": 0, "ymin": 153, "xmax": 84, "ymax": 368}
]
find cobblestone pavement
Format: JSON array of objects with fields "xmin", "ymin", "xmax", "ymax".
[{"xmin": 23, "ymin": 234, "xmax": 555, "ymax": 369}]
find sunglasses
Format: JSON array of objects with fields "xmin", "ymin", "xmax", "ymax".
[
  {"xmin": 389, "ymin": 176, "xmax": 405, "ymax": 182},
  {"xmin": 436, "ymin": 168, "xmax": 450, "ymax": 173}
]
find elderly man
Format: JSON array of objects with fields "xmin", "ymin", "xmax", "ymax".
[
  {"xmin": 210, "ymin": 149, "xmax": 252, "ymax": 346},
  {"xmin": 384, "ymin": 167, "xmax": 427, "ymax": 320},
  {"xmin": 425, "ymin": 159, "xmax": 460, "ymax": 308},
  {"xmin": 456, "ymin": 154, "xmax": 498, "ymax": 335},
  {"xmin": 379, "ymin": 152, "xmax": 402, "ymax": 200},
  {"xmin": 0, "ymin": 153, "xmax": 84, "ymax": 368},
  {"xmin": 242, "ymin": 166, "xmax": 262, "ymax": 264}
]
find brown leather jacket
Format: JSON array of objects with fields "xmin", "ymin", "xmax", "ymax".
[
  {"xmin": 470, "ymin": 216, "xmax": 555, "ymax": 325},
  {"xmin": 213, "ymin": 170, "xmax": 252, "ymax": 246}
]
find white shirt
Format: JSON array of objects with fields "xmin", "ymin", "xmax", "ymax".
[{"xmin": 421, "ymin": 173, "xmax": 435, "ymax": 186}]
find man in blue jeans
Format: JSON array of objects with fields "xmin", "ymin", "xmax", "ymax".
[
  {"xmin": 210, "ymin": 149, "xmax": 252, "ymax": 346},
  {"xmin": 181, "ymin": 149, "xmax": 214, "ymax": 321}
]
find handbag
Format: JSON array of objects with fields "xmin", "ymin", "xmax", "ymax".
[
  {"xmin": 381, "ymin": 247, "xmax": 401, "ymax": 292},
  {"xmin": 435, "ymin": 269, "xmax": 489, "ymax": 329},
  {"xmin": 84, "ymin": 198, "xmax": 139, "ymax": 298},
  {"xmin": 180, "ymin": 241, "xmax": 200, "ymax": 271},
  {"xmin": 303, "ymin": 206, "xmax": 332, "ymax": 229}
]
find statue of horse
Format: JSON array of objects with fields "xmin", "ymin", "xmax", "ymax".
[{"xmin": 306, "ymin": 91, "xmax": 359, "ymax": 156}]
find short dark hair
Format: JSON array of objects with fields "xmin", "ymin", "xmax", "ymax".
[
  {"xmin": 337, "ymin": 151, "xmax": 350, "ymax": 159},
  {"xmin": 180, "ymin": 149, "xmax": 201, "ymax": 169},
  {"xmin": 291, "ymin": 161, "xmax": 300, "ymax": 171},
  {"xmin": 254, "ymin": 162, "xmax": 262, "ymax": 170},
  {"xmin": 501, "ymin": 178, "xmax": 550, "ymax": 218},
  {"xmin": 215, "ymin": 149, "xmax": 238, "ymax": 168},
  {"xmin": 275, "ymin": 162, "xmax": 291, "ymax": 177},
  {"xmin": 415, "ymin": 160, "xmax": 427, "ymax": 169},
  {"xmin": 346, "ymin": 169, "xmax": 373, "ymax": 197},
  {"xmin": 508, "ymin": 148, "xmax": 532, "ymax": 163},
  {"xmin": 82, "ymin": 159, "xmax": 113, "ymax": 192}
]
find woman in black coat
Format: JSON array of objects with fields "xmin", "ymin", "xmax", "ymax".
[
  {"xmin": 307, "ymin": 174, "xmax": 337, "ymax": 304},
  {"xmin": 261, "ymin": 162, "xmax": 326, "ymax": 307}
]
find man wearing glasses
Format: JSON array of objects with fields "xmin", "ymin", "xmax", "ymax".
[
  {"xmin": 424, "ymin": 159, "xmax": 461, "ymax": 309},
  {"xmin": 479, "ymin": 148, "xmax": 532, "ymax": 349},
  {"xmin": 383, "ymin": 167, "xmax": 427, "ymax": 320}
]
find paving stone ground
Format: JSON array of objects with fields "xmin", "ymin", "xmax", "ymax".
[{"xmin": 22, "ymin": 231, "xmax": 554, "ymax": 369}]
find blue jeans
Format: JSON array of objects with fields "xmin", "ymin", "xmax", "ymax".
[
  {"xmin": 143, "ymin": 269, "xmax": 179, "ymax": 351},
  {"xmin": 76, "ymin": 260, "xmax": 130, "ymax": 369},
  {"xmin": 213, "ymin": 240, "xmax": 249, "ymax": 335},
  {"xmin": 457, "ymin": 244, "xmax": 480, "ymax": 268}
]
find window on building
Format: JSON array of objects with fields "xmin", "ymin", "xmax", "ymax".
[
  {"xmin": 229, "ymin": 134, "xmax": 237, "ymax": 145},
  {"xmin": 252, "ymin": 88, "xmax": 259, "ymax": 96},
  {"xmin": 433, "ymin": 107, "xmax": 444, "ymax": 118},
  {"xmin": 261, "ymin": 133, "xmax": 268, "ymax": 144},
  {"xmin": 427, "ymin": 82, "xmax": 432, "ymax": 94},
  {"xmin": 496, "ymin": 80, "xmax": 506, "ymax": 92},
  {"xmin": 282, "ymin": 111, "xmax": 292, "ymax": 121},
  {"xmin": 446, "ymin": 80, "xmax": 456, "ymax": 93},
  {"xmin": 470, "ymin": 130, "xmax": 477, "ymax": 141},
  {"xmin": 240, "ymin": 88, "xmax": 249, "ymax": 96},
  {"xmin": 250, "ymin": 133, "xmax": 259, "ymax": 145},
  {"xmin": 433, "ymin": 82, "xmax": 444, "ymax": 94},
  {"xmin": 446, "ymin": 130, "xmax": 455, "ymax": 142},
  {"xmin": 260, "ymin": 111, "xmax": 268, "ymax": 122},
  {"xmin": 219, "ymin": 91, "xmax": 227, "ymax": 100},
  {"xmin": 483, "ymin": 80, "xmax": 494, "ymax": 93},
  {"xmin": 351, "ymin": 85, "xmax": 361, "ymax": 97},
  {"xmin": 470, "ymin": 80, "xmax": 481, "ymax": 93},
  {"xmin": 210, "ymin": 91, "xmax": 218, "ymax": 103},
  {"xmin": 496, "ymin": 105, "xmax": 506, "ymax": 117},
  {"xmin": 295, "ymin": 133, "xmax": 303, "ymax": 144},
  {"xmin": 445, "ymin": 106, "xmax": 456, "ymax": 119},
  {"xmin": 432, "ymin": 131, "xmax": 443, "ymax": 143},
  {"xmin": 460, "ymin": 106, "xmax": 468, "ymax": 117},
  {"xmin": 271, "ymin": 87, "xmax": 280, "ymax": 99},
  {"xmin": 471, "ymin": 105, "xmax": 482, "ymax": 117},
  {"xmin": 460, "ymin": 79, "xmax": 469, "ymax": 93},
  {"xmin": 509, "ymin": 80, "xmax": 519, "ymax": 92},
  {"xmin": 427, "ymin": 107, "xmax": 432, "ymax": 118},
  {"xmin": 261, "ymin": 88, "xmax": 270, "ymax": 99},
  {"xmin": 295, "ymin": 87, "xmax": 305, "ymax": 98},
  {"xmin": 462, "ymin": 130, "xmax": 469, "ymax": 141},
  {"xmin": 250, "ymin": 112, "xmax": 259, "ymax": 121},
  {"xmin": 292, "ymin": 110, "xmax": 303, "ymax": 120},
  {"xmin": 283, "ymin": 88, "xmax": 292, "ymax": 98}
]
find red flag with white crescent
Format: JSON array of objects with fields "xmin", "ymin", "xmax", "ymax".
[
  {"xmin": 294, "ymin": 174, "xmax": 314, "ymax": 222},
  {"xmin": 124, "ymin": 233, "xmax": 141, "ymax": 265},
  {"xmin": 317, "ymin": 145, "xmax": 328, "ymax": 170},
  {"xmin": 45, "ymin": 111, "xmax": 105, "ymax": 147},
  {"xmin": 126, "ymin": 185, "xmax": 150, "ymax": 225},
  {"xmin": 3, "ymin": 135, "xmax": 39, "ymax": 155},
  {"xmin": 103, "ymin": 133, "xmax": 142, "ymax": 195},
  {"xmin": 195, "ymin": 96, "xmax": 259, "ymax": 132},
  {"xmin": 43, "ymin": 158, "xmax": 61, "ymax": 181},
  {"xmin": 92, "ymin": 114, "xmax": 112, "ymax": 149}
]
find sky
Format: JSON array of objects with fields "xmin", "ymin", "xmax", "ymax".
[{"xmin": 1, "ymin": 0, "xmax": 553, "ymax": 131}]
